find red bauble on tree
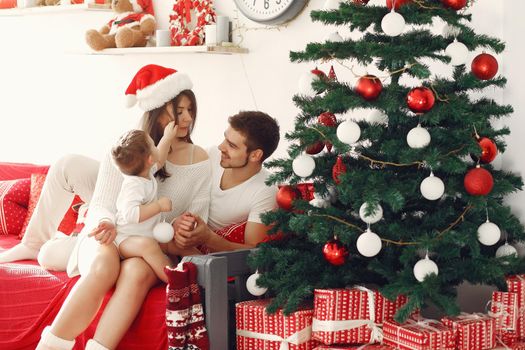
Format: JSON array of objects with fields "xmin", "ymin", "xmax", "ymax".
[
  {"xmin": 328, "ymin": 65, "xmax": 338, "ymax": 82},
  {"xmin": 276, "ymin": 185, "xmax": 301, "ymax": 211},
  {"xmin": 353, "ymin": 0, "xmax": 370, "ymax": 5},
  {"xmin": 464, "ymin": 166, "xmax": 494, "ymax": 196},
  {"xmin": 332, "ymin": 155, "xmax": 347, "ymax": 185},
  {"xmin": 406, "ymin": 87, "xmax": 435, "ymax": 113},
  {"xmin": 318, "ymin": 112, "xmax": 337, "ymax": 127},
  {"xmin": 386, "ymin": 0, "xmax": 411, "ymax": 10},
  {"xmin": 471, "ymin": 53, "xmax": 499, "ymax": 80},
  {"xmin": 323, "ymin": 238, "xmax": 349, "ymax": 266},
  {"xmin": 441, "ymin": 0, "xmax": 467, "ymax": 10},
  {"xmin": 475, "ymin": 137, "xmax": 498, "ymax": 164},
  {"xmin": 355, "ymin": 75, "xmax": 383, "ymax": 101},
  {"xmin": 306, "ymin": 141, "xmax": 325, "ymax": 155}
]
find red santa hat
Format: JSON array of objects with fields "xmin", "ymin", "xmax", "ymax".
[
  {"xmin": 125, "ymin": 64, "xmax": 192, "ymax": 111},
  {"xmin": 130, "ymin": 0, "xmax": 155, "ymax": 15}
]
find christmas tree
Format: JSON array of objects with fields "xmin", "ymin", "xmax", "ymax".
[{"xmin": 251, "ymin": 0, "xmax": 525, "ymax": 321}]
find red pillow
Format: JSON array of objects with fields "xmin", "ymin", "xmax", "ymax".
[{"xmin": 0, "ymin": 178, "xmax": 31, "ymax": 236}]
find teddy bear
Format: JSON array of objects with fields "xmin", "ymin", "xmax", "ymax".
[{"xmin": 85, "ymin": 0, "xmax": 156, "ymax": 51}]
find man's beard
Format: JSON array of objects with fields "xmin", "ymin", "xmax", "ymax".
[{"xmin": 221, "ymin": 154, "xmax": 249, "ymax": 169}]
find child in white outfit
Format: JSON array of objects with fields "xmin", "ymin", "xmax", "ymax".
[{"xmin": 111, "ymin": 122, "xmax": 178, "ymax": 283}]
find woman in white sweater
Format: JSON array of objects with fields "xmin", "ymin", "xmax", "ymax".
[{"xmin": 32, "ymin": 64, "xmax": 212, "ymax": 350}]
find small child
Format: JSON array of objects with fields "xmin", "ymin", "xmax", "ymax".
[{"xmin": 110, "ymin": 122, "xmax": 177, "ymax": 283}]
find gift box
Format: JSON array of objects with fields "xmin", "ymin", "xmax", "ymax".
[
  {"xmin": 491, "ymin": 291, "xmax": 519, "ymax": 332},
  {"xmin": 312, "ymin": 288, "xmax": 408, "ymax": 345},
  {"xmin": 507, "ymin": 275, "xmax": 525, "ymax": 339},
  {"xmin": 441, "ymin": 313, "xmax": 496, "ymax": 350},
  {"xmin": 236, "ymin": 299, "xmax": 319, "ymax": 350},
  {"xmin": 382, "ymin": 318, "xmax": 456, "ymax": 350},
  {"xmin": 313, "ymin": 345, "xmax": 394, "ymax": 349}
]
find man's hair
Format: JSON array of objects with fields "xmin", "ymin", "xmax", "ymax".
[
  {"xmin": 111, "ymin": 129, "xmax": 151, "ymax": 176},
  {"xmin": 228, "ymin": 111, "xmax": 280, "ymax": 162}
]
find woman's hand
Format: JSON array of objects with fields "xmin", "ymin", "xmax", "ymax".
[
  {"xmin": 174, "ymin": 214, "xmax": 211, "ymax": 249},
  {"xmin": 88, "ymin": 220, "xmax": 117, "ymax": 245},
  {"xmin": 163, "ymin": 121, "xmax": 178, "ymax": 141}
]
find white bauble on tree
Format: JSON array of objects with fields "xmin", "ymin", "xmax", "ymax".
[
  {"xmin": 381, "ymin": 10, "xmax": 405, "ymax": 37},
  {"xmin": 298, "ymin": 71, "xmax": 323, "ymax": 96},
  {"xmin": 327, "ymin": 185, "xmax": 338, "ymax": 204},
  {"xmin": 310, "ymin": 197, "xmax": 330, "ymax": 208},
  {"xmin": 153, "ymin": 221, "xmax": 174, "ymax": 243},
  {"xmin": 356, "ymin": 228, "xmax": 382, "ymax": 257},
  {"xmin": 366, "ymin": 110, "xmax": 388, "ymax": 125},
  {"xmin": 413, "ymin": 255, "xmax": 439, "ymax": 282},
  {"xmin": 337, "ymin": 120, "xmax": 361, "ymax": 144},
  {"xmin": 246, "ymin": 271, "xmax": 268, "ymax": 296},
  {"xmin": 407, "ymin": 125, "xmax": 431, "ymax": 149},
  {"xmin": 359, "ymin": 202, "xmax": 383, "ymax": 224},
  {"xmin": 323, "ymin": 0, "xmax": 341, "ymax": 10},
  {"xmin": 477, "ymin": 220, "xmax": 501, "ymax": 246},
  {"xmin": 420, "ymin": 172, "xmax": 445, "ymax": 200},
  {"xmin": 326, "ymin": 31, "xmax": 344, "ymax": 42},
  {"xmin": 445, "ymin": 39, "xmax": 469, "ymax": 66},
  {"xmin": 496, "ymin": 243, "xmax": 518, "ymax": 259},
  {"xmin": 292, "ymin": 154, "xmax": 315, "ymax": 178}
]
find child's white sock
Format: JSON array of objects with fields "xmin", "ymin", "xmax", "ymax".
[
  {"xmin": 35, "ymin": 326, "xmax": 75, "ymax": 350},
  {"xmin": 85, "ymin": 339, "xmax": 110, "ymax": 350},
  {"xmin": 0, "ymin": 243, "xmax": 39, "ymax": 263}
]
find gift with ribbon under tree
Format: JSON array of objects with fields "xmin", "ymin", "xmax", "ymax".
[
  {"xmin": 311, "ymin": 287, "xmax": 409, "ymax": 345},
  {"xmin": 490, "ymin": 290, "xmax": 520, "ymax": 348},
  {"xmin": 313, "ymin": 344, "xmax": 394, "ymax": 349},
  {"xmin": 236, "ymin": 299, "xmax": 319, "ymax": 350},
  {"xmin": 382, "ymin": 318, "xmax": 456, "ymax": 350},
  {"xmin": 441, "ymin": 312, "xmax": 496, "ymax": 350},
  {"xmin": 506, "ymin": 275, "xmax": 525, "ymax": 339}
]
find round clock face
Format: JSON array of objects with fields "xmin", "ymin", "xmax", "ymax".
[{"xmin": 233, "ymin": 0, "xmax": 308, "ymax": 25}]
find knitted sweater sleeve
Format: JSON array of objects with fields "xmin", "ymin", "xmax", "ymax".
[{"xmin": 85, "ymin": 151, "xmax": 123, "ymax": 227}]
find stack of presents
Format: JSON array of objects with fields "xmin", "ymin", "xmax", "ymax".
[{"xmin": 235, "ymin": 275, "xmax": 525, "ymax": 350}]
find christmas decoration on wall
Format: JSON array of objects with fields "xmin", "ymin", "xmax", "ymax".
[
  {"xmin": 445, "ymin": 39, "xmax": 469, "ymax": 66},
  {"xmin": 495, "ymin": 242, "xmax": 518, "ymax": 259},
  {"xmin": 471, "ymin": 53, "xmax": 499, "ymax": 80},
  {"xmin": 356, "ymin": 228, "xmax": 382, "ymax": 257},
  {"xmin": 472, "ymin": 136, "xmax": 498, "ymax": 164},
  {"xmin": 477, "ymin": 220, "xmax": 501, "ymax": 246},
  {"xmin": 441, "ymin": 0, "xmax": 467, "ymax": 11},
  {"xmin": 323, "ymin": 237, "xmax": 349, "ymax": 265},
  {"xmin": 381, "ymin": 8, "xmax": 405, "ymax": 37},
  {"xmin": 407, "ymin": 87, "xmax": 435, "ymax": 113},
  {"xmin": 337, "ymin": 120, "xmax": 361, "ymax": 145},
  {"xmin": 413, "ymin": 254, "xmax": 439, "ymax": 282},
  {"xmin": 246, "ymin": 270, "xmax": 268, "ymax": 296},
  {"xmin": 355, "ymin": 75, "xmax": 383, "ymax": 101},
  {"xmin": 153, "ymin": 221, "xmax": 175, "ymax": 243},
  {"xmin": 169, "ymin": 0, "xmax": 216, "ymax": 46},
  {"xmin": 386, "ymin": 0, "xmax": 411, "ymax": 10},
  {"xmin": 276, "ymin": 185, "xmax": 301, "ymax": 211},
  {"xmin": 464, "ymin": 166, "xmax": 494, "ymax": 196},
  {"xmin": 407, "ymin": 124, "xmax": 431, "ymax": 149},
  {"xmin": 292, "ymin": 154, "xmax": 316, "ymax": 178},
  {"xmin": 299, "ymin": 68, "xmax": 328, "ymax": 95},
  {"xmin": 420, "ymin": 172, "xmax": 445, "ymax": 200},
  {"xmin": 332, "ymin": 155, "xmax": 347, "ymax": 185},
  {"xmin": 359, "ymin": 202, "xmax": 383, "ymax": 224}
]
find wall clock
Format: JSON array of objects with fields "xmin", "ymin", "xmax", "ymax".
[{"xmin": 233, "ymin": 0, "xmax": 308, "ymax": 25}]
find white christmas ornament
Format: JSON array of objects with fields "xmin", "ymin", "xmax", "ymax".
[
  {"xmin": 477, "ymin": 220, "xmax": 501, "ymax": 246},
  {"xmin": 327, "ymin": 185, "xmax": 338, "ymax": 204},
  {"xmin": 420, "ymin": 172, "xmax": 445, "ymax": 200},
  {"xmin": 496, "ymin": 243, "xmax": 518, "ymax": 259},
  {"xmin": 359, "ymin": 202, "xmax": 383, "ymax": 224},
  {"xmin": 292, "ymin": 154, "xmax": 316, "ymax": 178},
  {"xmin": 381, "ymin": 10, "xmax": 405, "ymax": 37},
  {"xmin": 326, "ymin": 31, "xmax": 344, "ymax": 42},
  {"xmin": 310, "ymin": 197, "xmax": 330, "ymax": 208},
  {"xmin": 413, "ymin": 254, "xmax": 439, "ymax": 282},
  {"xmin": 356, "ymin": 228, "xmax": 382, "ymax": 257},
  {"xmin": 337, "ymin": 120, "xmax": 361, "ymax": 144},
  {"xmin": 246, "ymin": 271, "xmax": 268, "ymax": 296},
  {"xmin": 153, "ymin": 221, "xmax": 174, "ymax": 243},
  {"xmin": 323, "ymin": 0, "xmax": 341, "ymax": 10},
  {"xmin": 298, "ymin": 71, "xmax": 322, "ymax": 96},
  {"xmin": 445, "ymin": 40, "xmax": 469, "ymax": 66},
  {"xmin": 407, "ymin": 125, "xmax": 431, "ymax": 149},
  {"xmin": 366, "ymin": 110, "xmax": 388, "ymax": 125}
]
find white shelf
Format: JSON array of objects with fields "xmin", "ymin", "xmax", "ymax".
[
  {"xmin": 76, "ymin": 45, "xmax": 249, "ymax": 55},
  {"xmin": 0, "ymin": 3, "xmax": 110, "ymax": 16}
]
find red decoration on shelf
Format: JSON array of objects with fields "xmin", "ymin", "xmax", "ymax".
[
  {"xmin": 471, "ymin": 53, "xmax": 499, "ymax": 80},
  {"xmin": 318, "ymin": 112, "xmax": 337, "ymax": 127},
  {"xmin": 464, "ymin": 166, "xmax": 494, "ymax": 196},
  {"xmin": 441, "ymin": 0, "xmax": 467, "ymax": 10},
  {"xmin": 323, "ymin": 238, "xmax": 349, "ymax": 266},
  {"xmin": 276, "ymin": 185, "xmax": 301, "ymax": 211},
  {"xmin": 406, "ymin": 87, "xmax": 435, "ymax": 113},
  {"xmin": 169, "ymin": 0, "xmax": 216, "ymax": 46},
  {"xmin": 328, "ymin": 65, "xmax": 338, "ymax": 81},
  {"xmin": 355, "ymin": 75, "xmax": 383, "ymax": 101},
  {"xmin": 306, "ymin": 141, "xmax": 325, "ymax": 155},
  {"xmin": 386, "ymin": 0, "xmax": 411, "ymax": 10},
  {"xmin": 332, "ymin": 155, "xmax": 347, "ymax": 185},
  {"xmin": 474, "ymin": 137, "xmax": 498, "ymax": 164}
]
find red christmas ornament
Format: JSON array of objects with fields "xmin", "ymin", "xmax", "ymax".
[
  {"xmin": 475, "ymin": 137, "xmax": 498, "ymax": 164},
  {"xmin": 441, "ymin": 0, "xmax": 467, "ymax": 10},
  {"xmin": 332, "ymin": 155, "xmax": 347, "ymax": 185},
  {"xmin": 386, "ymin": 0, "xmax": 411, "ymax": 10},
  {"xmin": 318, "ymin": 112, "xmax": 337, "ymax": 127},
  {"xmin": 471, "ymin": 53, "xmax": 499, "ymax": 80},
  {"xmin": 306, "ymin": 141, "xmax": 325, "ymax": 155},
  {"xmin": 296, "ymin": 183, "xmax": 315, "ymax": 201},
  {"xmin": 311, "ymin": 67, "xmax": 328, "ymax": 81},
  {"xmin": 323, "ymin": 238, "xmax": 349, "ymax": 266},
  {"xmin": 464, "ymin": 166, "xmax": 494, "ymax": 196},
  {"xmin": 276, "ymin": 185, "xmax": 301, "ymax": 211},
  {"xmin": 355, "ymin": 75, "xmax": 383, "ymax": 101},
  {"xmin": 353, "ymin": 0, "xmax": 370, "ymax": 5},
  {"xmin": 328, "ymin": 65, "xmax": 338, "ymax": 82},
  {"xmin": 325, "ymin": 142, "xmax": 333, "ymax": 153},
  {"xmin": 406, "ymin": 87, "xmax": 435, "ymax": 113}
]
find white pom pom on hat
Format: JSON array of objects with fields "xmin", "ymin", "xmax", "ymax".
[{"xmin": 125, "ymin": 64, "xmax": 193, "ymax": 111}]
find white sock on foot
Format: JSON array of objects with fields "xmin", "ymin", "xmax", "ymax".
[
  {"xmin": 86, "ymin": 339, "xmax": 110, "ymax": 350},
  {"xmin": 35, "ymin": 326, "xmax": 75, "ymax": 350},
  {"xmin": 0, "ymin": 243, "xmax": 39, "ymax": 263}
]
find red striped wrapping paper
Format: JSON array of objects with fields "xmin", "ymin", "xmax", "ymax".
[
  {"xmin": 441, "ymin": 313, "xmax": 496, "ymax": 350},
  {"xmin": 382, "ymin": 318, "xmax": 456, "ymax": 350}
]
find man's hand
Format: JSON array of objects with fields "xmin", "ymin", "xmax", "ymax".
[
  {"xmin": 163, "ymin": 121, "xmax": 178, "ymax": 140},
  {"xmin": 88, "ymin": 221, "xmax": 117, "ymax": 245},
  {"xmin": 173, "ymin": 212, "xmax": 196, "ymax": 232},
  {"xmin": 174, "ymin": 214, "xmax": 211, "ymax": 250},
  {"xmin": 158, "ymin": 197, "xmax": 172, "ymax": 212}
]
